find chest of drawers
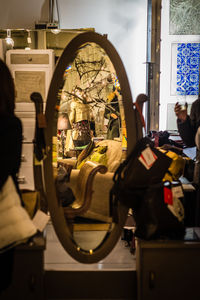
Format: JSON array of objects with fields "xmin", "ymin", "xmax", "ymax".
[{"xmin": 6, "ymin": 49, "xmax": 55, "ymax": 191}]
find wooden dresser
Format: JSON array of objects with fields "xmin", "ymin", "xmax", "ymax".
[{"xmin": 136, "ymin": 228, "xmax": 200, "ymax": 300}]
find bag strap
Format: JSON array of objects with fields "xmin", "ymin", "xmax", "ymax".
[{"xmin": 133, "ymin": 101, "xmax": 146, "ymax": 129}]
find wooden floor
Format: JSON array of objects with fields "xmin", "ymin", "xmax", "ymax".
[
  {"xmin": 44, "ymin": 222, "xmax": 137, "ymax": 299},
  {"xmin": 44, "ymin": 222, "xmax": 136, "ymax": 271}
]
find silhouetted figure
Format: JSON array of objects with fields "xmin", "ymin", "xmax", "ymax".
[{"xmin": 0, "ymin": 59, "xmax": 23, "ymax": 293}]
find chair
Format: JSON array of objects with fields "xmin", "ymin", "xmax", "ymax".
[{"xmin": 58, "ymin": 161, "xmax": 113, "ymax": 224}]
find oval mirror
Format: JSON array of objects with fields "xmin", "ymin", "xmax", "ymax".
[{"xmin": 44, "ymin": 31, "xmax": 136, "ymax": 263}]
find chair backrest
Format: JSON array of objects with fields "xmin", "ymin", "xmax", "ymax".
[{"xmin": 63, "ymin": 161, "xmax": 107, "ymax": 220}]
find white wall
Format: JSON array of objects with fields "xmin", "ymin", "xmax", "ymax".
[
  {"xmin": 160, "ymin": 0, "xmax": 200, "ymax": 130},
  {"xmin": 0, "ymin": 0, "xmax": 147, "ymax": 101},
  {"xmin": 0, "ymin": 0, "xmax": 49, "ymax": 29}
]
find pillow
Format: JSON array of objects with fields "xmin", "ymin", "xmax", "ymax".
[
  {"xmin": 96, "ymin": 140, "xmax": 123, "ymax": 172},
  {"xmin": 76, "ymin": 141, "xmax": 95, "ymax": 167},
  {"xmin": 77, "ymin": 145, "xmax": 108, "ymax": 169},
  {"xmin": 76, "ymin": 139, "xmax": 123, "ymax": 172}
]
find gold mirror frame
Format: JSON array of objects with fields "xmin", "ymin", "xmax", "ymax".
[{"xmin": 44, "ymin": 31, "xmax": 137, "ymax": 263}]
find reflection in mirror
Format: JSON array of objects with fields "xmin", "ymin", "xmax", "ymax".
[
  {"xmin": 0, "ymin": 28, "xmax": 94, "ymax": 58},
  {"xmin": 53, "ymin": 42, "xmax": 128, "ymax": 252},
  {"xmin": 57, "ymin": 42, "xmax": 127, "ymax": 155}
]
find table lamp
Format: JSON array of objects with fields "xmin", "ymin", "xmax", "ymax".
[{"xmin": 57, "ymin": 113, "xmax": 72, "ymax": 158}]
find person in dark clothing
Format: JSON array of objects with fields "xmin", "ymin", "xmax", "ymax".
[
  {"xmin": 0, "ymin": 59, "xmax": 23, "ymax": 293},
  {"xmin": 174, "ymin": 99, "xmax": 200, "ymax": 148},
  {"xmin": 175, "ymin": 99, "xmax": 200, "ymax": 226}
]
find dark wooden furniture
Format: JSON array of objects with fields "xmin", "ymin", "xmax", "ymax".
[
  {"xmin": 136, "ymin": 228, "xmax": 200, "ymax": 300},
  {"xmin": 1, "ymin": 233, "xmax": 45, "ymax": 300}
]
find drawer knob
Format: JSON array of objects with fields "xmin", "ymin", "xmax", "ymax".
[
  {"xmin": 21, "ymin": 154, "xmax": 26, "ymax": 162},
  {"xmin": 149, "ymin": 271, "xmax": 155, "ymax": 289},
  {"xmin": 18, "ymin": 176, "xmax": 26, "ymax": 184}
]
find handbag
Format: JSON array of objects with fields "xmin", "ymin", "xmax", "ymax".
[
  {"xmin": 134, "ymin": 181, "xmax": 185, "ymax": 240},
  {"xmin": 110, "ymin": 137, "xmax": 185, "ymax": 240},
  {"xmin": 110, "ymin": 137, "xmax": 172, "ymax": 210},
  {"xmin": 0, "ymin": 176, "xmax": 37, "ymax": 252}
]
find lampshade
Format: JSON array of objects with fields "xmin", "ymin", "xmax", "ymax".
[{"xmin": 57, "ymin": 113, "xmax": 71, "ymax": 130}]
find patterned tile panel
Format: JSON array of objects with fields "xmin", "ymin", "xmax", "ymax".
[{"xmin": 177, "ymin": 43, "xmax": 200, "ymax": 95}]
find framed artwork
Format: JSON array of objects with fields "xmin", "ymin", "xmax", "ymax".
[{"xmin": 15, "ymin": 71, "xmax": 46, "ymax": 102}]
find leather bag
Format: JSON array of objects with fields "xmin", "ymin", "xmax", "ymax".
[{"xmin": 110, "ymin": 137, "xmax": 185, "ymax": 240}]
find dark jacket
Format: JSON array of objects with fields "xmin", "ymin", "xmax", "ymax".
[
  {"xmin": 0, "ymin": 114, "xmax": 22, "ymax": 193},
  {"xmin": 0, "ymin": 114, "xmax": 22, "ymax": 293},
  {"xmin": 177, "ymin": 98, "xmax": 200, "ymax": 148}
]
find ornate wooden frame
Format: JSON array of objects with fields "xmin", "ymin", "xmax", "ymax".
[{"xmin": 44, "ymin": 31, "xmax": 136, "ymax": 263}]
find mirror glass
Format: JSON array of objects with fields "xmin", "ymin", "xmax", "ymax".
[{"xmin": 53, "ymin": 41, "xmax": 128, "ymax": 252}]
